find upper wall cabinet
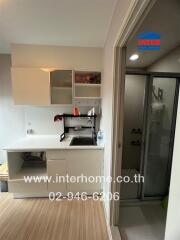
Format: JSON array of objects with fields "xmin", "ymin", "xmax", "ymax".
[
  {"xmin": 11, "ymin": 68, "xmax": 73, "ymax": 105},
  {"xmin": 11, "ymin": 68, "xmax": 51, "ymax": 105},
  {"xmin": 11, "ymin": 68, "xmax": 101, "ymax": 105},
  {"xmin": 50, "ymin": 70, "xmax": 73, "ymax": 105}
]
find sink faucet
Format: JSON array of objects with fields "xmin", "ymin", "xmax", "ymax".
[{"xmin": 87, "ymin": 119, "xmax": 96, "ymax": 140}]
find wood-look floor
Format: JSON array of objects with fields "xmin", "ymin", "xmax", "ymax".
[{"xmin": 0, "ymin": 193, "xmax": 109, "ymax": 240}]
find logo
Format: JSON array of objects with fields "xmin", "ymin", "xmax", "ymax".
[{"xmin": 138, "ymin": 32, "xmax": 160, "ymax": 51}]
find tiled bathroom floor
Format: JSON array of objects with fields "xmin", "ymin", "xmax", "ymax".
[{"xmin": 119, "ymin": 204, "xmax": 167, "ymax": 240}]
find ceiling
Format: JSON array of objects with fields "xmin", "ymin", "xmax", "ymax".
[
  {"xmin": 0, "ymin": 0, "xmax": 117, "ymax": 53},
  {"xmin": 126, "ymin": 0, "xmax": 180, "ymax": 68}
]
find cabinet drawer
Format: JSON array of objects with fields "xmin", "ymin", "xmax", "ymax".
[
  {"xmin": 46, "ymin": 150, "xmax": 67, "ymax": 160},
  {"xmin": 47, "ymin": 160, "xmax": 67, "ymax": 193},
  {"xmin": 8, "ymin": 179, "xmax": 47, "ymax": 194}
]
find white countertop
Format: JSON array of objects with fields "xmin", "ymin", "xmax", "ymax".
[{"xmin": 3, "ymin": 135, "xmax": 104, "ymax": 151}]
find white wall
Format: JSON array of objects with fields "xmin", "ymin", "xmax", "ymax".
[
  {"xmin": 24, "ymin": 106, "xmax": 100, "ymax": 136},
  {"xmin": 0, "ymin": 55, "xmax": 25, "ymax": 163},
  {"xmin": 165, "ymin": 101, "xmax": 180, "ymax": 240},
  {"xmin": 148, "ymin": 45, "xmax": 180, "ymax": 240},
  {"xmin": 11, "ymin": 44, "xmax": 102, "ymax": 71},
  {"xmin": 101, "ymin": 0, "xmax": 133, "ymax": 222}
]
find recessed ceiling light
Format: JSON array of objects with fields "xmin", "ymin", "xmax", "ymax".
[{"xmin": 129, "ymin": 54, "xmax": 139, "ymax": 61}]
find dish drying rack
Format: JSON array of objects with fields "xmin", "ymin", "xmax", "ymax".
[{"xmin": 54, "ymin": 114, "xmax": 97, "ymax": 142}]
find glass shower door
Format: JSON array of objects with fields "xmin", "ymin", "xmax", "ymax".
[{"xmin": 142, "ymin": 76, "xmax": 178, "ymax": 198}]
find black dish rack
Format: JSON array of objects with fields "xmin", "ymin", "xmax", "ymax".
[{"xmin": 54, "ymin": 114, "xmax": 97, "ymax": 142}]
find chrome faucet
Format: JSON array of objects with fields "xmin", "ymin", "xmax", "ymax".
[{"xmin": 87, "ymin": 119, "xmax": 96, "ymax": 140}]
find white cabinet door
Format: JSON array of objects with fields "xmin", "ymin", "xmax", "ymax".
[
  {"xmin": 11, "ymin": 67, "xmax": 50, "ymax": 105},
  {"xmin": 47, "ymin": 160, "xmax": 67, "ymax": 194},
  {"xmin": 67, "ymin": 150, "xmax": 103, "ymax": 194}
]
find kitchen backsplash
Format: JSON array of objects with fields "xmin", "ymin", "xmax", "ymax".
[{"xmin": 25, "ymin": 106, "xmax": 100, "ymax": 135}]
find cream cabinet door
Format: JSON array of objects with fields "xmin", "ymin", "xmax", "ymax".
[
  {"xmin": 47, "ymin": 160, "xmax": 67, "ymax": 194},
  {"xmin": 67, "ymin": 150, "xmax": 103, "ymax": 194},
  {"xmin": 11, "ymin": 67, "xmax": 51, "ymax": 105}
]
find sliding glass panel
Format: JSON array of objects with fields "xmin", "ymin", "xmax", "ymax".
[{"xmin": 143, "ymin": 77, "xmax": 177, "ymax": 197}]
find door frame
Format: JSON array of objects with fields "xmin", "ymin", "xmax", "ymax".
[{"xmin": 110, "ymin": 0, "xmax": 158, "ymax": 226}]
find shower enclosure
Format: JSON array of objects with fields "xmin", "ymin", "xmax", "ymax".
[{"xmin": 121, "ymin": 73, "xmax": 180, "ymax": 201}]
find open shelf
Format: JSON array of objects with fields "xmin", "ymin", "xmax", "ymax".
[
  {"xmin": 75, "ymin": 71, "xmax": 101, "ymax": 84},
  {"xmin": 74, "ymin": 71, "xmax": 101, "ymax": 99},
  {"xmin": 74, "ymin": 84, "xmax": 101, "ymax": 98},
  {"xmin": 8, "ymin": 151, "xmax": 47, "ymax": 180},
  {"xmin": 12, "ymin": 166, "xmax": 47, "ymax": 180},
  {"xmin": 75, "ymin": 83, "xmax": 101, "ymax": 87}
]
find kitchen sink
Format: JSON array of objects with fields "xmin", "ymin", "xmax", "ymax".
[{"xmin": 70, "ymin": 137, "xmax": 97, "ymax": 146}]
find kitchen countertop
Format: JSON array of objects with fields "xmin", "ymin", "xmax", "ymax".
[{"xmin": 3, "ymin": 135, "xmax": 104, "ymax": 151}]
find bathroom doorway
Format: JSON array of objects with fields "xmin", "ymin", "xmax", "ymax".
[
  {"xmin": 110, "ymin": 1, "xmax": 180, "ymax": 238},
  {"xmin": 119, "ymin": 73, "xmax": 180, "ymax": 240},
  {"xmin": 121, "ymin": 73, "xmax": 179, "ymax": 202}
]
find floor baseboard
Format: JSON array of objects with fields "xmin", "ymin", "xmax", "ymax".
[
  {"xmin": 119, "ymin": 228, "xmax": 128, "ymax": 240},
  {"xmin": 111, "ymin": 226, "xmax": 122, "ymax": 240}
]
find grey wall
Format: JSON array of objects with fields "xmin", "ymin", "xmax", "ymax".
[
  {"xmin": 149, "ymin": 45, "xmax": 180, "ymax": 72},
  {"xmin": 122, "ymin": 74, "xmax": 145, "ymax": 170},
  {"xmin": 0, "ymin": 54, "xmax": 25, "ymax": 163}
]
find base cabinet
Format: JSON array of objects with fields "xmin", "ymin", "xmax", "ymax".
[
  {"xmin": 67, "ymin": 151, "xmax": 102, "ymax": 194},
  {"xmin": 7, "ymin": 149, "xmax": 103, "ymax": 198},
  {"xmin": 47, "ymin": 159, "xmax": 67, "ymax": 194},
  {"xmin": 46, "ymin": 149, "xmax": 103, "ymax": 195}
]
